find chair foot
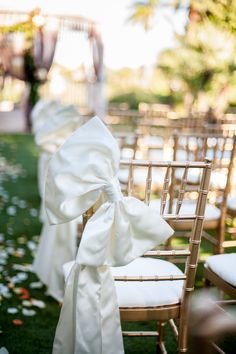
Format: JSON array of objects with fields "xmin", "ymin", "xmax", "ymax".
[
  {"xmin": 203, "ymin": 276, "xmax": 211, "ymax": 288},
  {"xmin": 156, "ymin": 342, "xmax": 167, "ymax": 354}
]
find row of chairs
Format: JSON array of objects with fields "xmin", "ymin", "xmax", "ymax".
[
  {"xmin": 116, "ymin": 130, "xmax": 236, "ymax": 255},
  {"xmin": 105, "ymin": 105, "xmax": 236, "ymax": 134},
  {"xmin": 107, "ymin": 116, "xmax": 236, "ymax": 352}
]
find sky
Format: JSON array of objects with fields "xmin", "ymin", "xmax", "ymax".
[{"xmin": 0, "ymin": 0, "xmax": 188, "ymax": 70}]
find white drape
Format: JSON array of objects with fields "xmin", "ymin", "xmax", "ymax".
[{"xmin": 33, "ymin": 103, "xmax": 85, "ymax": 302}]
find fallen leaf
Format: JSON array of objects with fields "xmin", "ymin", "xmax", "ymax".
[
  {"xmin": 12, "ymin": 319, "xmax": 23, "ymax": 326},
  {"xmin": 18, "ymin": 288, "xmax": 30, "ymax": 300}
]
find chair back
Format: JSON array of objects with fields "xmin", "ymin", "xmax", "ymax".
[
  {"xmin": 84, "ymin": 159, "xmax": 212, "ymax": 296},
  {"xmin": 172, "ymin": 132, "xmax": 236, "ymax": 252}
]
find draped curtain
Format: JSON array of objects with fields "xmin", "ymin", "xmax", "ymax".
[
  {"xmin": 0, "ymin": 27, "xmax": 58, "ymax": 81},
  {"xmin": 88, "ymin": 26, "xmax": 107, "ymax": 118},
  {"xmin": 0, "ymin": 13, "xmax": 105, "ymax": 128},
  {"xmin": 0, "ymin": 25, "xmax": 58, "ymax": 130}
]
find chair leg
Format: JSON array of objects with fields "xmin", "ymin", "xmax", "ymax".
[
  {"xmin": 156, "ymin": 322, "xmax": 167, "ymax": 354},
  {"xmin": 203, "ymin": 275, "xmax": 211, "ymax": 288},
  {"xmin": 178, "ymin": 318, "xmax": 188, "ymax": 353}
]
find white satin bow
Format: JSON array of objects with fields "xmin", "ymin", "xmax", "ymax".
[
  {"xmin": 45, "ymin": 116, "xmax": 174, "ymax": 354},
  {"xmin": 35, "ymin": 104, "xmax": 84, "ymax": 153}
]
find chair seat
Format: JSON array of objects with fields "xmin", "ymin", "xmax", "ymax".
[
  {"xmin": 111, "ymin": 257, "xmax": 183, "ymax": 307},
  {"xmin": 63, "ymin": 257, "xmax": 184, "ymax": 307},
  {"xmin": 205, "ymin": 253, "xmax": 236, "ymax": 287},
  {"xmin": 227, "ymin": 196, "xmax": 236, "ymax": 212}
]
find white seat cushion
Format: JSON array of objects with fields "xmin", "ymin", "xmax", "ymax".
[
  {"xmin": 64, "ymin": 257, "xmax": 184, "ymax": 307},
  {"xmin": 205, "ymin": 253, "xmax": 236, "ymax": 287},
  {"xmin": 111, "ymin": 257, "xmax": 184, "ymax": 307},
  {"xmin": 150, "ymin": 198, "xmax": 220, "ymax": 221},
  {"xmin": 227, "ymin": 196, "xmax": 236, "ymax": 211}
]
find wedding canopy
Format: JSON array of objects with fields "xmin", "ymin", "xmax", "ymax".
[{"xmin": 0, "ymin": 9, "xmax": 104, "ymax": 129}]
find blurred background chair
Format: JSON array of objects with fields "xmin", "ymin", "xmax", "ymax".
[
  {"xmin": 204, "ymin": 253, "xmax": 236, "ymax": 299},
  {"xmin": 165, "ymin": 132, "xmax": 236, "ymax": 256},
  {"xmin": 188, "ymin": 292, "xmax": 236, "ymax": 354}
]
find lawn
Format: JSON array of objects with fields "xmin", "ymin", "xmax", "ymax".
[{"xmin": 0, "ymin": 134, "xmax": 235, "ymax": 354}]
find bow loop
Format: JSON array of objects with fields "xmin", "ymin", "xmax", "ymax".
[{"xmin": 45, "ymin": 116, "xmax": 120, "ymax": 224}]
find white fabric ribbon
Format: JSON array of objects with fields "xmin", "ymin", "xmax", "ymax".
[
  {"xmin": 35, "ymin": 104, "xmax": 84, "ymax": 153},
  {"xmin": 45, "ymin": 116, "xmax": 174, "ymax": 354},
  {"xmin": 33, "ymin": 103, "xmax": 85, "ymax": 302},
  {"xmin": 31, "ymin": 99, "xmax": 62, "ymax": 134}
]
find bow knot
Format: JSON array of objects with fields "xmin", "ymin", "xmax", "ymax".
[{"xmin": 104, "ymin": 177, "xmax": 122, "ymax": 202}]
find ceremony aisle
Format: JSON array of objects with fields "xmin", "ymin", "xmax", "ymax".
[
  {"xmin": 0, "ymin": 134, "xmax": 59, "ymax": 354},
  {"xmin": 0, "ymin": 134, "xmax": 235, "ymax": 354}
]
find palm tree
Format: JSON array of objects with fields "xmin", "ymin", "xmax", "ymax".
[{"xmin": 127, "ymin": 0, "xmax": 160, "ymax": 31}]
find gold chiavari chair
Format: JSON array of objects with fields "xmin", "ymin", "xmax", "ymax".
[
  {"xmin": 113, "ymin": 131, "xmax": 140, "ymax": 160},
  {"xmin": 202, "ymin": 145, "xmax": 236, "ymax": 303},
  {"xmin": 168, "ymin": 133, "xmax": 236, "ymax": 255},
  {"xmin": 84, "ymin": 159, "xmax": 212, "ymax": 353},
  {"xmin": 104, "ymin": 108, "xmax": 142, "ymax": 132},
  {"xmin": 203, "ymin": 252, "xmax": 236, "ymax": 300}
]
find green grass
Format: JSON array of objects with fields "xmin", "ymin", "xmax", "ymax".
[{"xmin": 0, "ymin": 134, "xmax": 235, "ymax": 354}]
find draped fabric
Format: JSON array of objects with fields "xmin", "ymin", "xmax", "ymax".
[
  {"xmin": 0, "ymin": 23, "xmax": 58, "ymax": 130},
  {"xmin": 32, "ymin": 103, "xmax": 85, "ymax": 302},
  {"xmin": 89, "ymin": 27, "xmax": 103, "ymax": 83},
  {"xmin": 45, "ymin": 116, "xmax": 174, "ymax": 354},
  {"xmin": 32, "ymin": 220, "xmax": 78, "ymax": 302},
  {"xmin": 31, "ymin": 100, "xmax": 62, "ymax": 135},
  {"xmin": 34, "ymin": 102, "xmax": 84, "ymax": 219},
  {"xmin": 0, "ymin": 27, "xmax": 57, "ymax": 81},
  {"xmin": 87, "ymin": 27, "xmax": 107, "ymax": 118},
  {"xmin": 33, "ymin": 28, "xmax": 58, "ymax": 74}
]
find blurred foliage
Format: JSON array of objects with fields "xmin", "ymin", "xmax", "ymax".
[
  {"xmin": 128, "ymin": 0, "xmax": 236, "ymax": 114},
  {"xmin": 158, "ymin": 20, "xmax": 236, "ymax": 113},
  {"xmin": 107, "ymin": 66, "xmax": 183, "ymax": 110},
  {"xmin": 109, "ymin": 89, "xmax": 180, "ymax": 109},
  {"xmin": 192, "ymin": 0, "xmax": 236, "ymax": 33},
  {"xmin": 127, "ymin": 0, "xmax": 160, "ymax": 31},
  {"xmin": 0, "ymin": 9, "xmax": 44, "ymax": 108}
]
